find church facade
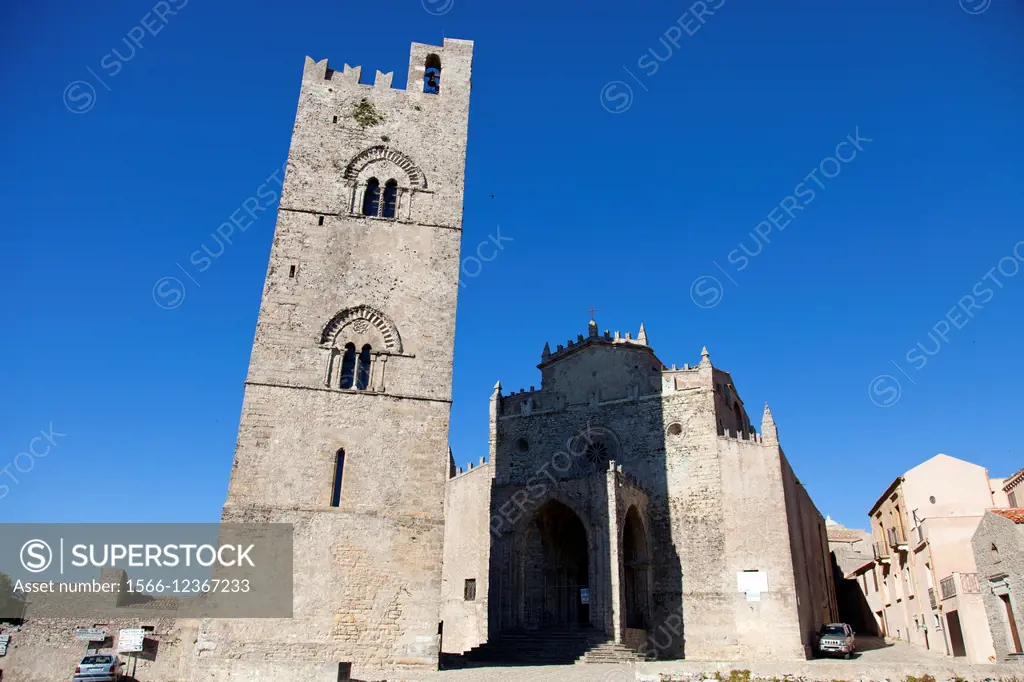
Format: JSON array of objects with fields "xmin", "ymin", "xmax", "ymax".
[{"xmin": 441, "ymin": 321, "xmax": 838, "ymax": 661}]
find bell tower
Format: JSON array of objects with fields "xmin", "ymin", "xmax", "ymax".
[{"xmin": 200, "ymin": 39, "xmax": 473, "ymax": 680}]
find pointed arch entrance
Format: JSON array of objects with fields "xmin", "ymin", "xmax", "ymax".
[
  {"xmin": 519, "ymin": 500, "xmax": 590, "ymax": 629},
  {"xmin": 623, "ymin": 505, "xmax": 651, "ymax": 630}
]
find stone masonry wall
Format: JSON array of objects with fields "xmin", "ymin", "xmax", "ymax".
[
  {"xmin": 972, "ymin": 512, "xmax": 1024, "ymax": 662},
  {"xmin": 440, "ymin": 462, "xmax": 493, "ymax": 654},
  {"xmin": 197, "ymin": 39, "xmax": 474, "ymax": 681}
]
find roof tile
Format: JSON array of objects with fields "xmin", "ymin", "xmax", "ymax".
[{"xmin": 991, "ymin": 508, "xmax": 1024, "ymax": 524}]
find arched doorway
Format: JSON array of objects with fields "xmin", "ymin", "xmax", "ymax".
[
  {"xmin": 623, "ymin": 506, "xmax": 650, "ymax": 630},
  {"xmin": 520, "ymin": 500, "xmax": 590, "ymax": 629}
]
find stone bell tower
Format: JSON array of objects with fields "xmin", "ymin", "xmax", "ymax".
[{"xmin": 197, "ymin": 39, "xmax": 474, "ymax": 680}]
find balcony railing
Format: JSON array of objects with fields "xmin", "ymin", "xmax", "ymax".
[
  {"xmin": 873, "ymin": 541, "xmax": 891, "ymax": 562},
  {"xmin": 912, "ymin": 525, "xmax": 927, "ymax": 546},
  {"xmin": 961, "ymin": 572, "xmax": 980, "ymax": 594},
  {"xmin": 940, "ymin": 572, "xmax": 981, "ymax": 600},
  {"xmin": 928, "ymin": 587, "xmax": 937, "ymax": 609},
  {"xmin": 887, "ymin": 526, "xmax": 908, "ymax": 548}
]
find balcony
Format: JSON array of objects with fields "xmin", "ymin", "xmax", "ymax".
[
  {"xmin": 887, "ymin": 526, "xmax": 908, "ymax": 550},
  {"xmin": 912, "ymin": 525, "xmax": 927, "ymax": 547},
  {"xmin": 873, "ymin": 541, "xmax": 891, "ymax": 563},
  {"xmin": 940, "ymin": 572, "xmax": 981, "ymax": 600}
]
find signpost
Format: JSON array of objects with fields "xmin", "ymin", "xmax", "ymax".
[
  {"xmin": 118, "ymin": 628, "xmax": 146, "ymax": 678},
  {"xmin": 117, "ymin": 628, "xmax": 145, "ymax": 653}
]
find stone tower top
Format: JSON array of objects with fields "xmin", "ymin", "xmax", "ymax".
[
  {"xmin": 538, "ymin": 319, "xmax": 653, "ymax": 367},
  {"xmin": 301, "ymin": 38, "xmax": 474, "ymax": 95}
]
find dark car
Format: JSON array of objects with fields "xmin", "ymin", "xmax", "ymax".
[{"xmin": 817, "ymin": 622, "xmax": 856, "ymax": 658}]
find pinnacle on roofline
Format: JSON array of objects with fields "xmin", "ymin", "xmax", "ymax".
[{"xmin": 762, "ymin": 402, "xmax": 779, "ymax": 446}]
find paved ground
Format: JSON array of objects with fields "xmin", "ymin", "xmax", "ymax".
[{"xmin": 356, "ymin": 638, "xmax": 1022, "ymax": 682}]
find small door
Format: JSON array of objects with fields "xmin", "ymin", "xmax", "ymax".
[
  {"xmin": 1002, "ymin": 594, "xmax": 1022, "ymax": 653},
  {"xmin": 946, "ymin": 610, "xmax": 967, "ymax": 657}
]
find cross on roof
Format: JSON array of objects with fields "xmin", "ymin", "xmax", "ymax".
[{"xmin": 588, "ymin": 306, "xmax": 599, "ymax": 322}]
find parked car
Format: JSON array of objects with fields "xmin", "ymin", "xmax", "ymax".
[
  {"xmin": 73, "ymin": 654, "xmax": 123, "ymax": 681},
  {"xmin": 817, "ymin": 622, "xmax": 856, "ymax": 658}
]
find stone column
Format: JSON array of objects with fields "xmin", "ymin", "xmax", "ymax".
[
  {"xmin": 323, "ymin": 348, "xmax": 337, "ymax": 387},
  {"xmin": 606, "ymin": 462, "xmax": 623, "ymax": 642},
  {"xmin": 375, "ymin": 354, "xmax": 387, "ymax": 392}
]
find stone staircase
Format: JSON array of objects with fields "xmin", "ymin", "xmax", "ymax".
[
  {"xmin": 576, "ymin": 639, "xmax": 651, "ymax": 664},
  {"xmin": 444, "ymin": 627, "xmax": 649, "ymax": 667}
]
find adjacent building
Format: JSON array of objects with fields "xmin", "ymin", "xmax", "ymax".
[
  {"xmin": 826, "ymin": 519, "xmax": 881, "ymax": 637},
  {"xmin": 972, "ymin": 508, "xmax": 1024, "ymax": 662},
  {"xmin": 864, "ymin": 454, "xmax": 1003, "ymax": 663}
]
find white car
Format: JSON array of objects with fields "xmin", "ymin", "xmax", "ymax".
[
  {"xmin": 817, "ymin": 622, "xmax": 856, "ymax": 658},
  {"xmin": 72, "ymin": 653, "xmax": 124, "ymax": 681}
]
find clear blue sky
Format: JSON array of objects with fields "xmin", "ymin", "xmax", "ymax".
[{"xmin": 2, "ymin": 0, "xmax": 1022, "ymax": 530}]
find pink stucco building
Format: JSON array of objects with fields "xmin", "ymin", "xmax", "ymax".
[{"xmin": 861, "ymin": 454, "xmax": 1009, "ymax": 663}]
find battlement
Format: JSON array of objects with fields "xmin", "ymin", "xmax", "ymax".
[
  {"xmin": 450, "ymin": 455, "xmax": 492, "ymax": 480},
  {"xmin": 539, "ymin": 319, "xmax": 652, "ymax": 368},
  {"xmin": 608, "ymin": 460, "xmax": 647, "ymax": 494},
  {"xmin": 301, "ymin": 38, "xmax": 473, "ymax": 95},
  {"xmin": 718, "ymin": 427, "xmax": 764, "ymax": 444}
]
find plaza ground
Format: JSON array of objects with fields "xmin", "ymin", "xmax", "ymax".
[{"xmin": 360, "ymin": 638, "xmax": 1024, "ymax": 682}]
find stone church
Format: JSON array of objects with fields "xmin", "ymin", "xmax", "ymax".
[
  {"xmin": 440, "ymin": 321, "xmax": 838, "ymax": 663},
  {"xmin": 190, "ymin": 38, "xmax": 837, "ymax": 678},
  {"xmin": 0, "ymin": 38, "xmax": 837, "ymax": 682}
]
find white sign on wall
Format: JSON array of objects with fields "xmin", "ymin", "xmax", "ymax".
[
  {"xmin": 580, "ymin": 588, "xmax": 590, "ymax": 605},
  {"xmin": 737, "ymin": 570, "xmax": 768, "ymax": 595},
  {"xmin": 117, "ymin": 628, "xmax": 145, "ymax": 653},
  {"xmin": 0, "ymin": 634, "xmax": 10, "ymax": 656},
  {"xmin": 75, "ymin": 628, "xmax": 107, "ymax": 642}
]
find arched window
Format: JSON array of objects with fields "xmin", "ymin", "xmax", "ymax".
[
  {"xmin": 362, "ymin": 178, "xmax": 380, "ymax": 216},
  {"xmin": 382, "ymin": 180, "xmax": 398, "ymax": 218},
  {"xmin": 330, "ymin": 449, "xmax": 345, "ymax": 507},
  {"xmin": 424, "ymin": 54, "xmax": 441, "ymax": 94},
  {"xmin": 339, "ymin": 343, "xmax": 356, "ymax": 389},
  {"xmin": 356, "ymin": 344, "xmax": 372, "ymax": 390}
]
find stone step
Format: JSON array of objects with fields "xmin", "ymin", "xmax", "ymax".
[
  {"xmin": 577, "ymin": 641, "xmax": 651, "ymax": 664},
  {"xmin": 447, "ymin": 627, "xmax": 650, "ymax": 667}
]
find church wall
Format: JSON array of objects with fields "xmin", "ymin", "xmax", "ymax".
[
  {"xmin": 656, "ymin": 377, "xmax": 728, "ymax": 660},
  {"xmin": 246, "ymin": 209, "xmax": 462, "ymax": 400},
  {"xmin": 537, "ymin": 342, "xmax": 663, "ymax": 405},
  {"xmin": 716, "ymin": 436, "xmax": 807, "ymax": 659},
  {"xmin": 440, "ymin": 462, "xmax": 493, "ymax": 653},
  {"xmin": 201, "ymin": 385, "xmax": 451, "ymax": 678},
  {"xmin": 780, "ymin": 450, "xmax": 838, "ymax": 653}
]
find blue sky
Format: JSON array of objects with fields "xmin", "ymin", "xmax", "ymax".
[{"xmin": 2, "ymin": 0, "xmax": 1022, "ymax": 529}]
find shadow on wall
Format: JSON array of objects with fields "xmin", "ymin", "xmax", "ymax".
[{"xmin": 830, "ymin": 552, "xmax": 880, "ymax": 637}]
